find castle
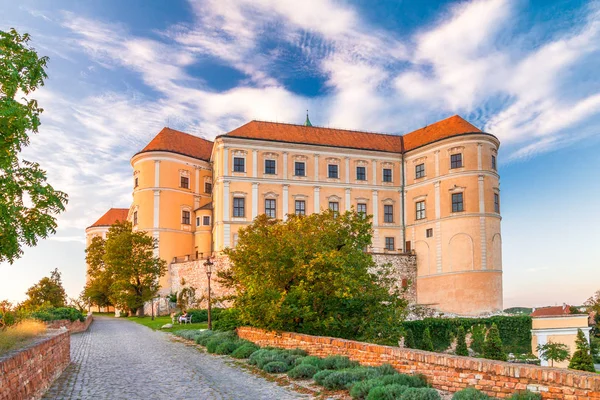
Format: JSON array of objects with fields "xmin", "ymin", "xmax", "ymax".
[{"xmin": 86, "ymin": 115, "xmax": 502, "ymax": 316}]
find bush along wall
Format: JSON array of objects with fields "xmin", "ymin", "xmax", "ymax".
[{"xmin": 402, "ymin": 316, "xmax": 532, "ymax": 354}]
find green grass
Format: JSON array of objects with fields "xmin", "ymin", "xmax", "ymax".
[{"xmin": 127, "ymin": 316, "xmax": 208, "ymax": 332}]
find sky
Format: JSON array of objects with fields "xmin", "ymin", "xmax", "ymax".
[{"xmin": 1, "ymin": 0, "xmax": 599, "ymax": 309}]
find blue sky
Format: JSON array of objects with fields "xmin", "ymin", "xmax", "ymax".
[{"xmin": 1, "ymin": 0, "xmax": 599, "ymax": 308}]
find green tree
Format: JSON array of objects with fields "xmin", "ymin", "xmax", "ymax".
[
  {"xmin": 0, "ymin": 29, "xmax": 68, "ymax": 264},
  {"xmin": 421, "ymin": 327, "xmax": 434, "ymax": 352},
  {"xmin": 470, "ymin": 325, "xmax": 486, "ymax": 354},
  {"xmin": 21, "ymin": 268, "xmax": 66, "ymax": 309},
  {"xmin": 220, "ymin": 210, "xmax": 408, "ymax": 343},
  {"xmin": 83, "ymin": 235, "xmax": 113, "ymax": 311},
  {"xmin": 103, "ymin": 221, "xmax": 167, "ymax": 316},
  {"xmin": 404, "ymin": 328, "xmax": 416, "ymax": 349},
  {"xmin": 483, "ymin": 323, "xmax": 507, "ymax": 361},
  {"xmin": 456, "ymin": 326, "xmax": 468, "ymax": 356},
  {"xmin": 536, "ymin": 341, "xmax": 570, "ymax": 367},
  {"xmin": 568, "ymin": 329, "xmax": 595, "ymax": 372}
]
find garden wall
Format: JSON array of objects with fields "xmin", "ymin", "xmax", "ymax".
[
  {"xmin": 0, "ymin": 330, "xmax": 70, "ymax": 400},
  {"xmin": 238, "ymin": 327, "xmax": 600, "ymax": 399},
  {"xmin": 45, "ymin": 313, "xmax": 93, "ymax": 333}
]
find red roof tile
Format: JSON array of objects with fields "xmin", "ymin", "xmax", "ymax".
[
  {"xmin": 137, "ymin": 127, "xmax": 213, "ymax": 161},
  {"xmin": 88, "ymin": 208, "xmax": 129, "ymax": 229},
  {"xmin": 222, "ymin": 115, "xmax": 485, "ymax": 153},
  {"xmin": 531, "ymin": 305, "xmax": 572, "ymax": 317}
]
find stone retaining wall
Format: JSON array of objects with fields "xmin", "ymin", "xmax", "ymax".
[
  {"xmin": 237, "ymin": 327, "xmax": 600, "ymax": 399},
  {"xmin": 45, "ymin": 314, "xmax": 93, "ymax": 333},
  {"xmin": 0, "ymin": 330, "xmax": 70, "ymax": 400}
]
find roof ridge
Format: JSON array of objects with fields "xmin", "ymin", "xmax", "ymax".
[
  {"xmin": 248, "ymin": 120, "xmax": 400, "ymax": 138},
  {"xmin": 162, "ymin": 127, "xmax": 214, "ymax": 144}
]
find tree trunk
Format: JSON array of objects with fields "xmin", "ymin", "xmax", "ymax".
[{"xmin": 137, "ymin": 307, "xmax": 145, "ymax": 317}]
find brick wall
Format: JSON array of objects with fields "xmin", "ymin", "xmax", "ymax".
[
  {"xmin": 45, "ymin": 314, "xmax": 93, "ymax": 333},
  {"xmin": 0, "ymin": 330, "xmax": 70, "ymax": 400},
  {"xmin": 237, "ymin": 327, "xmax": 600, "ymax": 399}
]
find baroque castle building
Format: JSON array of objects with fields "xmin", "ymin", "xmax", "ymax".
[{"xmin": 86, "ymin": 115, "xmax": 502, "ymax": 316}]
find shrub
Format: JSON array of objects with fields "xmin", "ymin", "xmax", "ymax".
[
  {"xmin": 250, "ymin": 349, "xmax": 300, "ymax": 370},
  {"xmin": 456, "ymin": 326, "xmax": 468, "ymax": 356},
  {"xmin": 295, "ymin": 355, "xmax": 323, "ymax": 368},
  {"xmin": 568, "ymin": 329, "xmax": 595, "ymax": 372},
  {"xmin": 366, "ymin": 384, "xmax": 409, "ymax": 400},
  {"xmin": 321, "ymin": 367, "xmax": 380, "ymax": 390},
  {"xmin": 215, "ymin": 340, "xmax": 241, "ymax": 355},
  {"xmin": 175, "ymin": 329, "xmax": 203, "ymax": 341},
  {"xmin": 313, "ymin": 369, "xmax": 336, "ymax": 386},
  {"xmin": 507, "ymin": 390, "xmax": 542, "ymax": 400},
  {"xmin": 452, "ymin": 388, "xmax": 490, "ymax": 400},
  {"xmin": 213, "ymin": 308, "xmax": 242, "ymax": 331},
  {"xmin": 404, "ymin": 329, "xmax": 415, "ymax": 349},
  {"xmin": 350, "ymin": 374, "xmax": 427, "ymax": 399},
  {"xmin": 322, "ymin": 355, "xmax": 358, "ymax": 370},
  {"xmin": 400, "ymin": 387, "xmax": 441, "ymax": 400},
  {"xmin": 287, "ymin": 364, "xmax": 318, "ymax": 379},
  {"xmin": 231, "ymin": 343, "xmax": 259, "ymax": 359},
  {"xmin": 375, "ymin": 364, "xmax": 398, "ymax": 376},
  {"xmin": 421, "ymin": 327, "xmax": 434, "ymax": 352},
  {"xmin": 205, "ymin": 331, "xmax": 237, "ymax": 353},
  {"xmin": 483, "ymin": 323, "xmax": 506, "ymax": 361},
  {"xmin": 263, "ymin": 361, "xmax": 289, "ymax": 373},
  {"xmin": 195, "ymin": 330, "xmax": 216, "ymax": 345},
  {"xmin": 30, "ymin": 307, "xmax": 85, "ymax": 322},
  {"xmin": 470, "ymin": 325, "xmax": 486, "ymax": 354},
  {"xmin": 248, "ymin": 348, "xmax": 271, "ymax": 365}
]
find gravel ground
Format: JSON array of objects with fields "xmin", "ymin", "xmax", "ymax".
[{"xmin": 43, "ymin": 316, "xmax": 310, "ymax": 400}]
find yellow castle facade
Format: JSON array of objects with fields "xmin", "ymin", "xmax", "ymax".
[{"xmin": 86, "ymin": 115, "xmax": 502, "ymax": 316}]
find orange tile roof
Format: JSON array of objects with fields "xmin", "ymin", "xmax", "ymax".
[
  {"xmin": 137, "ymin": 127, "xmax": 213, "ymax": 161},
  {"xmin": 530, "ymin": 305, "xmax": 572, "ymax": 317},
  {"xmin": 222, "ymin": 115, "xmax": 486, "ymax": 153},
  {"xmin": 88, "ymin": 208, "xmax": 129, "ymax": 229},
  {"xmin": 403, "ymin": 115, "xmax": 482, "ymax": 151}
]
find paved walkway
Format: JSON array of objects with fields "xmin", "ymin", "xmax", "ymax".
[{"xmin": 43, "ymin": 317, "xmax": 309, "ymax": 400}]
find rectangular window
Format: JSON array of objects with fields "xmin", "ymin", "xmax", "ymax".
[
  {"xmin": 328, "ymin": 164, "xmax": 339, "ymax": 179},
  {"xmin": 385, "ymin": 237, "xmax": 395, "ymax": 251},
  {"xmin": 384, "ymin": 204, "xmax": 393, "ymax": 223},
  {"xmin": 450, "ymin": 153, "xmax": 463, "ymax": 169},
  {"xmin": 415, "ymin": 201, "xmax": 426, "ymax": 220},
  {"xmin": 295, "ymin": 200, "xmax": 306, "ymax": 215},
  {"xmin": 415, "ymin": 163, "xmax": 425, "ymax": 179},
  {"xmin": 204, "ymin": 182, "xmax": 212, "ymax": 193},
  {"xmin": 133, "ymin": 211, "xmax": 138, "ymax": 226},
  {"xmin": 233, "ymin": 197, "xmax": 245, "ymax": 217},
  {"xmin": 233, "ymin": 157, "xmax": 245, "ymax": 172},
  {"xmin": 196, "ymin": 216, "xmax": 200, "ymax": 227},
  {"xmin": 356, "ymin": 166, "xmax": 366, "ymax": 181},
  {"xmin": 383, "ymin": 168, "xmax": 392, "ymax": 182},
  {"xmin": 265, "ymin": 199, "xmax": 276, "ymax": 218},
  {"xmin": 264, "ymin": 159, "xmax": 276, "ymax": 174},
  {"xmin": 182, "ymin": 210, "xmax": 191, "ymax": 225},
  {"xmin": 494, "ymin": 193, "xmax": 500, "ymax": 213},
  {"xmin": 180, "ymin": 176, "xmax": 189, "ymax": 189},
  {"xmin": 452, "ymin": 193, "xmax": 464, "ymax": 212},
  {"xmin": 426, "ymin": 228, "xmax": 433, "ymax": 238},
  {"xmin": 405, "ymin": 241, "xmax": 412, "ymax": 252},
  {"xmin": 357, "ymin": 203, "xmax": 367, "ymax": 217},
  {"xmin": 134, "ymin": 177, "xmax": 139, "ymax": 188},
  {"xmin": 294, "ymin": 162, "xmax": 305, "ymax": 176},
  {"xmin": 329, "ymin": 201, "xmax": 339, "ymax": 214},
  {"xmin": 492, "ymin": 155, "xmax": 497, "ymax": 170},
  {"xmin": 203, "ymin": 216, "xmax": 211, "ymax": 226}
]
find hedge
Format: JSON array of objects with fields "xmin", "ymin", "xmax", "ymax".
[
  {"xmin": 30, "ymin": 307, "xmax": 86, "ymax": 322},
  {"xmin": 403, "ymin": 315, "xmax": 532, "ymax": 354}
]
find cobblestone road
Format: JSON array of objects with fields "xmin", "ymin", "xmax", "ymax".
[{"xmin": 43, "ymin": 317, "xmax": 309, "ymax": 400}]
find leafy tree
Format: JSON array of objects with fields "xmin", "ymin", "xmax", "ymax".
[
  {"xmin": 0, "ymin": 28, "xmax": 68, "ymax": 264},
  {"xmin": 421, "ymin": 327, "xmax": 434, "ymax": 352},
  {"xmin": 483, "ymin": 323, "xmax": 506, "ymax": 361},
  {"xmin": 176, "ymin": 278, "xmax": 196, "ymax": 310},
  {"xmin": 20, "ymin": 268, "xmax": 66, "ymax": 309},
  {"xmin": 536, "ymin": 341, "xmax": 570, "ymax": 367},
  {"xmin": 103, "ymin": 221, "xmax": 166, "ymax": 316},
  {"xmin": 83, "ymin": 235, "xmax": 113, "ymax": 311},
  {"xmin": 568, "ymin": 329, "xmax": 595, "ymax": 372},
  {"xmin": 404, "ymin": 328, "xmax": 416, "ymax": 349},
  {"xmin": 456, "ymin": 326, "xmax": 468, "ymax": 356},
  {"xmin": 220, "ymin": 211, "xmax": 408, "ymax": 344}
]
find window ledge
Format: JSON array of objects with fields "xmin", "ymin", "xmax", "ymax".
[
  {"xmin": 231, "ymin": 217, "xmax": 247, "ymax": 222},
  {"xmin": 449, "ymin": 167, "xmax": 465, "ymax": 173},
  {"xmin": 326, "ymin": 178, "xmax": 340, "ymax": 182}
]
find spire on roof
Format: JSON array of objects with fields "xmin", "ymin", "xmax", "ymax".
[{"xmin": 304, "ymin": 110, "xmax": 312, "ymax": 127}]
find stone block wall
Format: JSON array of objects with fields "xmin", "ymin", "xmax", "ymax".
[
  {"xmin": 0, "ymin": 330, "xmax": 70, "ymax": 400},
  {"xmin": 237, "ymin": 327, "xmax": 600, "ymax": 399},
  {"xmin": 45, "ymin": 314, "xmax": 93, "ymax": 333},
  {"xmin": 371, "ymin": 253, "xmax": 417, "ymax": 303}
]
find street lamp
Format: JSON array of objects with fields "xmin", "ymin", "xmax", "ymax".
[{"xmin": 203, "ymin": 256, "xmax": 214, "ymax": 330}]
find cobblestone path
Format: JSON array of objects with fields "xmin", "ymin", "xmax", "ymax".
[{"xmin": 43, "ymin": 317, "xmax": 309, "ymax": 400}]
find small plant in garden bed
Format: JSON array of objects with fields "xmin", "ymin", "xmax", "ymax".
[
  {"xmin": 507, "ymin": 390, "xmax": 541, "ymax": 400},
  {"xmin": 287, "ymin": 363, "xmax": 319, "ymax": 379},
  {"xmin": 350, "ymin": 373, "xmax": 428, "ymax": 399},
  {"xmin": 452, "ymin": 387, "xmax": 490, "ymax": 399}
]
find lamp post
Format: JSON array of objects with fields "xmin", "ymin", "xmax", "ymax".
[{"xmin": 203, "ymin": 256, "xmax": 214, "ymax": 330}]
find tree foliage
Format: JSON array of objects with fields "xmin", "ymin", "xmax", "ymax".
[
  {"xmin": 0, "ymin": 28, "xmax": 68, "ymax": 264},
  {"xmin": 84, "ymin": 221, "xmax": 166, "ymax": 315},
  {"xmin": 220, "ymin": 211, "xmax": 408, "ymax": 344},
  {"xmin": 20, "ymin": 268, "xmax": 66, "ymax": 309},
  {"xmin": 404, "ymin": 329, "xmax": 416, "ymax": 349},
  {"xmin": 456, "ymin": 326, "xmax": 468, "ymax": 356},
  {"xmin": 568, "ymin": 329, "xmax": 595, "ymax": 372},
  {"xmin": 536, "ymin": 341, "xmax": 570, "ymax": 367},
  {"xmin": 483, "ymin": 323, "xmax": 506, "ymax": 361},
  {"xmin": 420, "ymin": 327, "xmax": 434, "ymax": 352}
]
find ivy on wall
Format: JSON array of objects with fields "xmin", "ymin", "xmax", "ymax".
[{"xmin": 403, "ymin": 316, "xmax": 532, "ymax": 354}]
